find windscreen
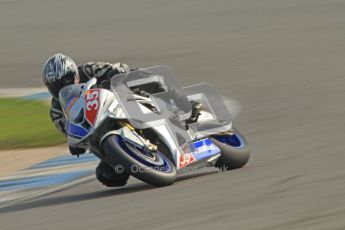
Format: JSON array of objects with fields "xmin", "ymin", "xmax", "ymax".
[
  {"xmin": 110, "ymin": 66, "xmax": 232, "ymax": 153},
  {"xmin": 59, "ymin": 84, "xmax": 84, "ymax": 114}
]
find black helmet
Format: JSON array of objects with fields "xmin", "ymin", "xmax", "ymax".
[{"xmin": 42, "ymin": 53, "xmax": 79, "ymax": 98}]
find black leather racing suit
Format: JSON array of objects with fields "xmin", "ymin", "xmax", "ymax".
[{"xmin": 50, "ymin": 62, "xmax": 130, "ymax": 136}]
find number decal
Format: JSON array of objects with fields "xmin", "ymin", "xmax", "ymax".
[
  {"xmin": 84, "ymin": 89, "xmax": 100, "ymax": 125},
  {"xmin": 87, "ymin": 100, "xmax": 99, "ymax": 111},
  {"xmin": 179, "ymin": 153, "xmax": 195, "ymax": 168},
  {"xmin": 87, "ymin": 91, "xmax": 99, "ymax": 101}
]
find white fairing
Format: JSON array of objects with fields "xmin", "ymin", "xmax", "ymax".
[
  {"xmin": 93, "ymin": 89, "xmax": 118, "ymax": 128},
  {"xmin": 60, "ymin": 81, "xmax": 120, "ymax": 147},
  {"xmin": 152, "ymin": 124, "xmax": 181, "ymax": 165},
  {"xmin": 61, "ymin": 66, "xmax": 233, "ymax": 171}
]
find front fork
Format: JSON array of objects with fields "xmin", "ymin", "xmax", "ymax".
[{"xmin": 100, "ymin": 121, "xmax": 157, "ymax": 153}]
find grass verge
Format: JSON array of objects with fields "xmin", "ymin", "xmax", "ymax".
[{"xmin": 0, "ymin": 98, "xmax": 65, "ymax": 149}]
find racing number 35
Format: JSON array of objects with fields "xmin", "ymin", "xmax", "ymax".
[
  {"xmin": 86, "ymin": 90, "xmax": 99, "ymax": 111},
  {"xmin": 85, "ymin": 89, "xmax": 100, "ymax": 125}
]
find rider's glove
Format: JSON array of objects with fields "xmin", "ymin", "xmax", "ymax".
[
  {"xmin": 69, "ymin": 146, "xmax": 86, "ymax": 157},
  {"xmin": 100, "ymin": 63, "xmax": 130, "ymax": 89},
  {"xmin": 106, "ymin": 66, "xmax": 127, "ymax": 80}
]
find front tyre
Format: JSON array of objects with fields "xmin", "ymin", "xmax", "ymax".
[
  {"xmin": 211, "ymin": 128, "xmax": 250, "ymax": 170},
  {"xmin": 102, "ymin": 135, "xmax": 176, "ymax": 187}
]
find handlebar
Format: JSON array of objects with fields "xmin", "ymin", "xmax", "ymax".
[{"xmin": 84, "ymin": 78, "xmax": 97, "ymax": 91}]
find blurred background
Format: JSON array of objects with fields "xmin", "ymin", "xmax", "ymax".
[{"xmin": 0, "ymin": 0, "xmax": 345, "ymax": 229}]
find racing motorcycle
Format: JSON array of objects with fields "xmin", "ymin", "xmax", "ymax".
[{"xmin": 59, "ymin": 66, "xmax": 250, "ymax": 187}]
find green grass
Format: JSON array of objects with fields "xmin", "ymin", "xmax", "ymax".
[{"xmin": 0, "ymin": 98, "xmax": 65, "ymax": 149}]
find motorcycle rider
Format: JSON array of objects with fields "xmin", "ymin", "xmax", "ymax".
[{"xmin": 42, "ymin": 53, "xmax": 130, "ymax": 187}]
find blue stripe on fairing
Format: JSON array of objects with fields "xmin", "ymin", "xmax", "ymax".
[
  {"xmin": 67, "ymin": 123, "xmax": 89, "ymax": 138},
  {"xmin": 194, "ymin": 138, "xmax": 213, "ymax": 148},
  {"xmin": 65, "ymin": 96, "xmax": 77, "ymax": 110},
  {"xmin": 192, "ymin": 138, "xmax": 220, "ymax": 160},
  {"xmin": 28, "ymin": 154, "xmax": 98, "ymax": 170},
  {"xmin": 0, "ymin": 170, "xmax": 92, "ymax": 191}
]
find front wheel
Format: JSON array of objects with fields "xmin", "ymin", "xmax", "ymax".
[
  {"xmin": 102, "ymin": 135, "xmax": 176, "ymax": 187},
  {"xmin": 211, "ymin": 128, "xmax": 250, "ymax": 170}
]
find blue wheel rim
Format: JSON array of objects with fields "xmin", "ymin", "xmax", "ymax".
[{"xmin": 115, "ymin": 136, "xmax": 172, "ymax": 173}]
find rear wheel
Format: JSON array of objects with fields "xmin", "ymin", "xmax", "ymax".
[
  {"xmin": 102, "ymin": 135, "xmax": 176, "ymax": 187},
  {"xmin": 211, "ymin": 128, "xmax": 250, "ymax": 170}
]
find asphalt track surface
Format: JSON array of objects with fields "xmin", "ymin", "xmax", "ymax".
[{"xmin": 1, "ymin": 0, "xmax": 345, "ymax": 229}]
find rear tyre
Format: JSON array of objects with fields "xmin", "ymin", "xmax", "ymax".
[
  {"xmin": 102, "ymin": 135, "xmax": 176, "ymax": 187},
  {"xmin": 211, "ymin": 128, "xmax": 250, "ymax": 170},
  {"xmin": 96, "ymin": 161, "xmax": 130, "ymax": 187}
]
